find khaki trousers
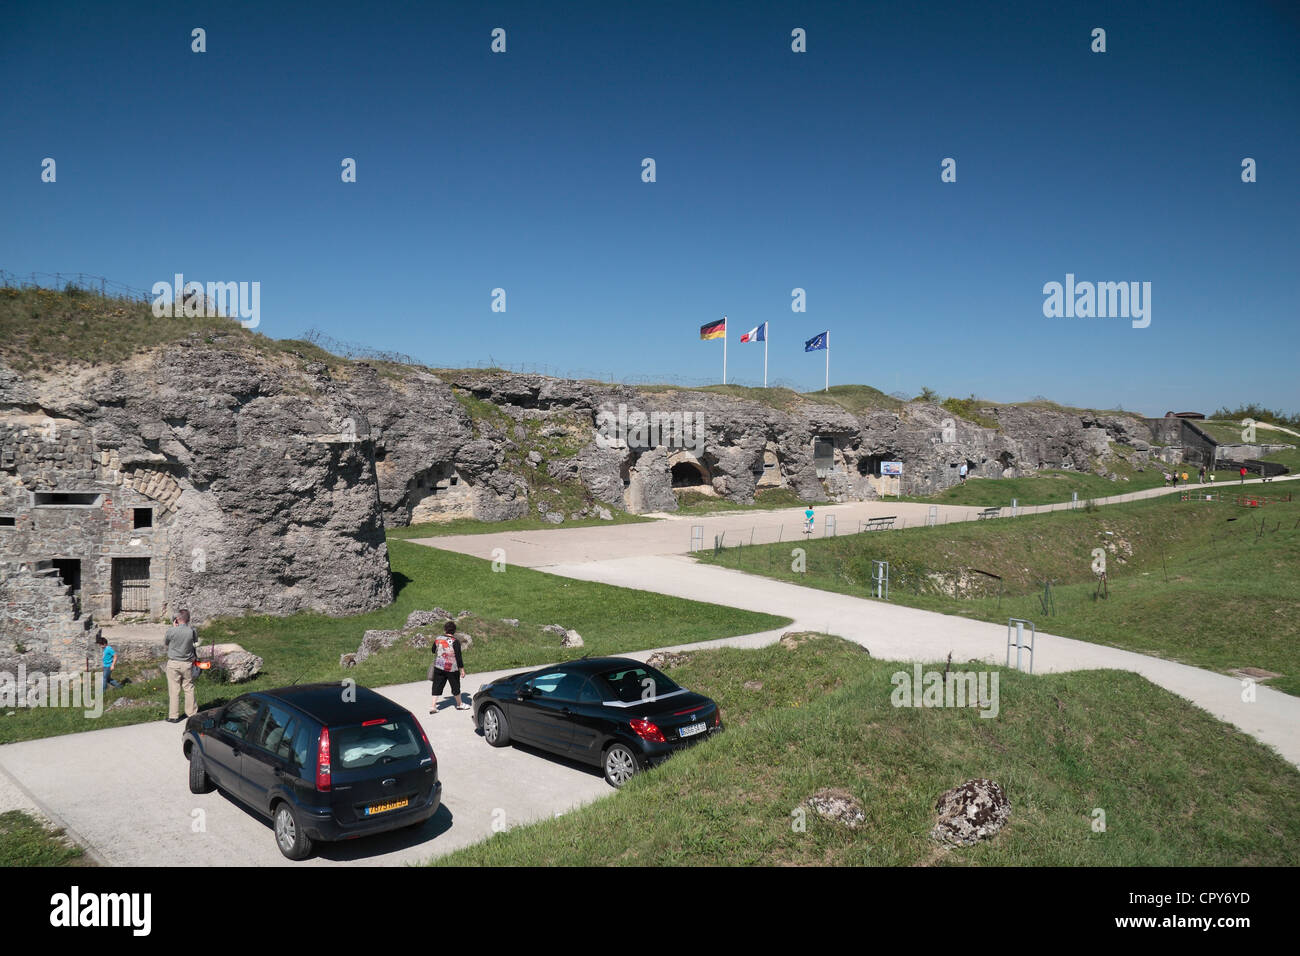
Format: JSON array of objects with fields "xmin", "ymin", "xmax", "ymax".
[{"xmin": 166, "ymin": 659, "xmax": 197, "ymax": 720}]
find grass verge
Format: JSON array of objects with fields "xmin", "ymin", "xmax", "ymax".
[
  {"xmin": 432, "ymin": 635, "xmax": 1300, "ymax": 866},
  {"xmin": 699, "ymin": 494, "xmax": 1300, "ymax": 695},
  {"xmin": 0, "ymin": 810, "xmax": 90, "ymax": 866}
]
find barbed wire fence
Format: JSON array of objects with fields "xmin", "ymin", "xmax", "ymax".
[
  {"xmin": 0, "ymin": 269, "xmax": 154, "ymax": 302},
  {"xmin": 0, "ymin": 268, "xmax": 238, "ymax": 319},
  {"xmin": 3, "ymin": 271, "xmax": 834, "ymax": 391},
  {"xmin": 298, "ymin": 327, "xmax": 816, "ymax": 390}
]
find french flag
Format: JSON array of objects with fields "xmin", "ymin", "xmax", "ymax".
[{"xmin": 740, "ymin": 323, "xmax": 766, "ymax": 343}]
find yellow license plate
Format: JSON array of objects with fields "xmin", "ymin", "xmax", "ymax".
[{"xmin": 365, "ymin": 798, "xmax": 409, "ymax": 816}]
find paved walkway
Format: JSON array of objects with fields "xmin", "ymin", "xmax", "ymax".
[
  {"xmin": 416, "ymin": 477, "xmax": 1300, "ymax": 769},
  {"xmin": 413, "ymin": 475, "xmax": 1298, "ymax": 567},
  {"xmin": 537, "ymin": 556, "xmax": 1300, "ymax": 768},
  {"xmin": 0, "ymin": 628, "xmax": 787, "ymax": 868}
]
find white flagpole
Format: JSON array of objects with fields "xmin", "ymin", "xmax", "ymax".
[
  {"xmin": 722, "ymin": 316, "xmax": 727, "ymax": 384},
  {"xmin": 763, "ymin": 322, "xmax": 768, "ymax": 388},
  {"xmin": 824, "ymin": 330, "xmax": 829, "ymax": 392}
]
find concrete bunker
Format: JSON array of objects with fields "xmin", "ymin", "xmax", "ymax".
[{"xmin": 409, "ymin": 463, "xmax": 475, "ymax": 523}]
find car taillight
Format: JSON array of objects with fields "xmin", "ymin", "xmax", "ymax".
[
  {"xmin": 629, "ymin": 718, "xmax": 666, "ymax": 743},
  {"xmin": 417, "ymin": 722, "xmax": 436, "ymax": 763},
  {"xmin": 316, "ymin": 727, "xmax": 331, "ymax": 792},
  {"xmin": 713, "ymin": 708, "xmax": 721, "ymax": 727}
]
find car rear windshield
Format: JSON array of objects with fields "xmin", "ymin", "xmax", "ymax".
[
  {"xmin": 595, "ymin": 664, "xmax": 681, "ymax": 704},
  {"xmin": 332, "ymin": 715, "xmax": 423, "ymax": 769}
]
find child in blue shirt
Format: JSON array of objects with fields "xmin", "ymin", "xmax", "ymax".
[{"xmin": 96, "ymin": 635, "xmax": 122, "ymax": 691}]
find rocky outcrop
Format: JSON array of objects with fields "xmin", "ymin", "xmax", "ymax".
[{"xmin": 2, "ymin": 329, "xmax": 1167, "ymax": 633}]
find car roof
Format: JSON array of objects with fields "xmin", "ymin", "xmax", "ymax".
[
  {"xmin": 255, "ymin": 683, "xmax": 406, "ymax": 726},
  {"xmin": 531, "ymin": 657, "xmax": 656, "ymax": 676}
]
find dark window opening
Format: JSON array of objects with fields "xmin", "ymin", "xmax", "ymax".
[
  {"xmin": 813, "ymin": 439, "xmax": 835, "ymax": 475},
  {"xmin": 0, "ymin": 516, "xmax": 15, "ymax": 527},
  {"xmin": 52, "ymin": 559, "xmax": 82, "ymax": 593},
  {"xmin": 133, "ymin": 508, "xmax": 153, "ymax": 529},
  {"xmin": 34, "ymin": 491, "xmax": 103, "ymax": 507},
  {"xmin": 671, "ymin": 462, "xmax": 707, "ymax": 488},
  {"xmin": 449, "ymin": 476, "xmax": 458, "ymax": 485}
]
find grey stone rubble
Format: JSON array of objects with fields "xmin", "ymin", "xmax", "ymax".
[
  {"xmin": 804, "ymin": 787, "xmax": 866, "ymax": 828},
  {"xmin": 930, "ymin": 778, "xmax": 1011, "ymax": 845},
  {"xmin": 646, "ymin": 651, "xmax": 691, "ymax": 670}
]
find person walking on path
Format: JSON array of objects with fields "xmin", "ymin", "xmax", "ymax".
[
  {"xmin": 429, "ymin": 621, "xmax": 469, "ymax": 713},
  {"xmin": 96, "ymin": 635, "xmax": 121, "ymax": 692},
  {"xmin": 959, "ymin": 462, "xmax": 968, "ymax": 482},
  {"xmin": 164, "ymin": 609, "xmax": 201, "ymax": 723}
]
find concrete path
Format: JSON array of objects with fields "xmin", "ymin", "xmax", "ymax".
[
  {"xmin": 414, "ymin": 475, "xmax": 1298, "ymax": 567},
  {"xmin": 0, "ymin": 627, "xmax": 793, "ymax": 867},
  {"xmin": 538, "ymin": 555, "xmax": 1300, "ymax": 768},
  {"xmin": 0, "ymin": 665, "xmax": 607, "ymax": 867}
]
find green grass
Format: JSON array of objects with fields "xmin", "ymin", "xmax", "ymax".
[
  {"xmin": 941, "ymin": 396, "xmax": 999, "ymax": 429},
  {"xmin": 0, "ymin": 811, "xmax": 90, "ymax": 866},
  {"xmin": 432, "ymin": 635, "xmax": 1300, "ymax": 866},
  {"xmin": 801, "ymin": 384, "xmax": 904, "ymax": 415},
  {"xmin": 0, "ymin": 540, "xmax": 788, "ymax": 744},
  {"xmin": 0, "ymin": 285, "xmax": 282, "ymax": 370},
  {"xmin": 672, "ymin": 486, "xmax": 807, "ymax": 514},
  {"xmin": 1260, "ymin": 447, "xmax": 1300, "ymax": 473},
  {"xmin": 699, "ymin": 494, "xmax": 1300, "ymax": 695},
  {"xmin": 898, "ymin": 469, "xmax": 1171, "ymax": 507}
]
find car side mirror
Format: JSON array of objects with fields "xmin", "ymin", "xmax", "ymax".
[{"xmin": 516, "ymin": 686, "xmax": 532, "ymax": 700}]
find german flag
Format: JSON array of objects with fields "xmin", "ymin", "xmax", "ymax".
[{"xmin": 699, "ymin": 318, "xmax": 726, "ymax": 340}]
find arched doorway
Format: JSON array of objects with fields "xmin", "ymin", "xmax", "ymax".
[{"xmin": 671, "ymin": 460, "xmax": 708, "ymax": 488}]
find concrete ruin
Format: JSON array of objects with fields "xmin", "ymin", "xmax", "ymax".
[{"xmin": 2, "ymin": 332, "xmax": 1258, "ymax": 662}]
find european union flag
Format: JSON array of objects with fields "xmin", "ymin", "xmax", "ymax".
[{"xmin": 804, "ymin": 331, "xmax": 828, "ymax": 352}]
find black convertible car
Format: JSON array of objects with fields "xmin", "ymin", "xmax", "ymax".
[{"xmin": 472, "ymin": 657, "xmax": 723, "ymax": 787}]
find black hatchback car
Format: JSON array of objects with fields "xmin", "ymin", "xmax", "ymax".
[
  {"xmin": 472, "ymin": 657, "xmax": 723, "ymax": 787},
  {"xmin": 182, "ymin": 683, "xmax": 441, "ymax": 860}
]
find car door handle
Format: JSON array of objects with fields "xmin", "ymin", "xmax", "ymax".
[{"xmin": 230, "ymin": 746, "xmax": 241, "ymax": 756}]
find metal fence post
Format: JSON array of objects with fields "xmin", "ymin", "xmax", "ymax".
[{"xmin": 1006, "ymin": 618, "xmax": 1036, "ymax": 673}]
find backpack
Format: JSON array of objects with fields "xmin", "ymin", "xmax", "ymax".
[{"xmin": 433, "ymin": 636, "xmax": 457, "ymax": 672}]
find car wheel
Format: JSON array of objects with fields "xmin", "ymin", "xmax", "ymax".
[
  {"xmin": 603, "ymin": 743, "xmax": 641, "ymax": 789},
  {"xmin": 480, "ymin": 704, "xmax": 510, "ymax": 747},
  {"xmin": 188, "ymin": 750, "xmax": 215, "ymax": 794},
  {"xmin": 273, "ymin": 802, "xmax": 313, "ymax": 861}
]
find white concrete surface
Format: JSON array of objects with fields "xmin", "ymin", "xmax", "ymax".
[{"xmin": 537, "ymin": 555, "xmax": 1300, "ymax": 768}]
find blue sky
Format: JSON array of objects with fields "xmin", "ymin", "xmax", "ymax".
[{"xmin": 2, "ymin": 0, "xmax": 1296, "ymax": 415}]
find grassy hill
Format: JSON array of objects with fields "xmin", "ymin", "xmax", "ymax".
[
  {"xmin": 700, "ymin": 492, "xmax": 1300, "ymax": 695},
  {"xmin": 433, "ymin": 635, "xmax": 1300, "ymax": 866}
]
